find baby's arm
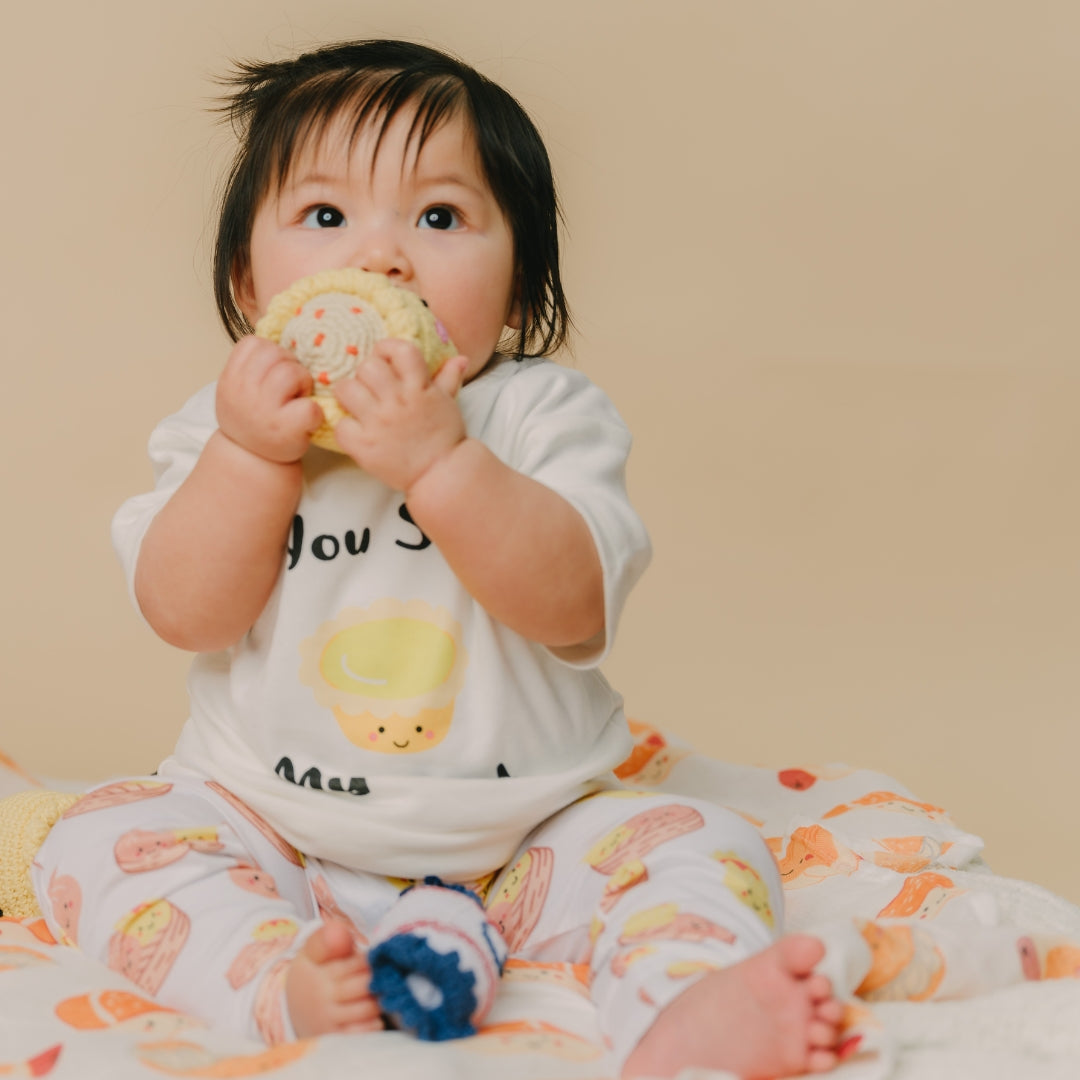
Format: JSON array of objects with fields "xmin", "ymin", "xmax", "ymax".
[
  {"xmin": 333, "ymin": 341, "xmax": 605, "ymax": 649},
  {"xmin": 135, "ymin": 337, "xmax": 323, "ymax": 652},
  {"xmin": 407, "ymin": 440, "xmax": 603, "ymax": 648}
]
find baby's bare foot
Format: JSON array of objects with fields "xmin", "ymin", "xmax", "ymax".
[
  {"xmin": 285, "ymin": 919, "xmax": 384, "ymax": 1037},
  {"xmin": 622, "ymin": 935, "xmax": 844, "ymax": 1079}
]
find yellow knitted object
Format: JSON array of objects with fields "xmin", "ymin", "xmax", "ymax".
[
  {"xmin": 0, "ymin": 790, "xmax": 80, "ymax": 918},
  {"xmin": 254, "ymin": 268, "xmax": 458, "ymax": 454}
]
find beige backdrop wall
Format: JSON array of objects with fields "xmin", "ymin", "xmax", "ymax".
[{"xmin": 2, "ymin": 1, "xmax": 1078, "ymax": 904}]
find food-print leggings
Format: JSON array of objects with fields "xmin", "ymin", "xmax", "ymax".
[{"xmin": 31, "ymin": 776, "xmax": 782, "ymax": 1073}]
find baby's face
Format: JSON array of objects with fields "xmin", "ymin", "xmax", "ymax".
[{"xmin": 236, "ymin": 106, "xmax": 519, "ymax": 381}]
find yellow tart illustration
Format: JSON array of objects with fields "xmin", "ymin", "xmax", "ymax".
[{"xmin": 299, "ymin": 599, "xmax": 467, "ymax": 752}]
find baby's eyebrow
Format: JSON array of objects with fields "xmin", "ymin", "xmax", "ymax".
[{"xmin": 411, "ymin": 173, "xmax": 487, "ymax": 200}]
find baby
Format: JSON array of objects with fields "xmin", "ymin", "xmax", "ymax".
[{"xmin": 33, "ymin": 39, "xmax": 842, "ymax": 1078}]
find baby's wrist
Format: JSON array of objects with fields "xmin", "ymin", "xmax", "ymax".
[
  {"xmin": 209, "ymin": 429, "xmax": 305, "ymax": 488},
  {"xmin": 405, "ymin": 436, "xmax": 478, "ymax": 508}
]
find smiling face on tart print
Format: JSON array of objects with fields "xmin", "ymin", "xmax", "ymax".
[
  {"xmin": 46, "ymin": 871, "xmax": 82, "ymax": 946},
  {"xmin": 114, "ymin": 827, "xmax": 226, "ymax": 873},
  {"xmin": 485, "ymin": 846, "xmax": 555, "ymax": 952},
  {"xmin": 108, "ymin": 900, "xmax": 191, "ymax": 996},
  {"xmin": 617, "ymin": 903, "xmax": 736, "ymax": 949},
  {"xmin": 226, "ymin": 919, "xmax": 299, "ymax": 989},
  {"xmin": 584, "ymin": 803, "xmax": 705, "ymax": 876},
  {"xmin": 228, "ymin": 864, "xmax": 280, "ymax": 900},
  {"xmin": 712, "ymin": 851, "xmax": 775, "ymax": 929},
  {"xmin": 299, "ymin": 600, "xmax": 467, "ymax": 753}
]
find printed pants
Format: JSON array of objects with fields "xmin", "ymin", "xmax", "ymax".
[{"xmin": 32, "ymin": 777, "xmax": 782, "ymax": 1072}]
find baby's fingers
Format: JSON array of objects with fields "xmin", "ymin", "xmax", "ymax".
[
  {"xmin": 373, "ymin": 338, "xmax": 431, "ymax": 391},
  {"xmin": 263, "ymin": 355, "xmax": 315, "ymax": 402},
  {"xmin": 281, "ymin": 394, "xmax": 325, "ymax": 436},
  {"xmin": 433, "ymin": 355, "xmax": 469, "ymax": 399}
]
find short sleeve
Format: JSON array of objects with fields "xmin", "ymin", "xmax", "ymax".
[
  {"xmin": 110, "ymin": 384, "xmax": 219, "ymax": 618},
  {"xmin": 494, "ymin": 362, "xmax": 652, "ymax": 667}
]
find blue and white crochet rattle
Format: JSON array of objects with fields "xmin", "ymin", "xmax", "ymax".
[{"xmin": 368, "ymin": 878, "xmax": 508, "ymax": 1040}]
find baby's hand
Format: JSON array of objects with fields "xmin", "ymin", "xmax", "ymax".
[
  {"xmin": 216, "ymin": 336, "xmax": 324, "ymax": 464},
  {"xmin": 332, "ymin": 339, "xmax": 470, "ymax": 492}
]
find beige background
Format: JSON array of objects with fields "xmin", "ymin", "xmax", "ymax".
[{"xmin": 2, "ymin": 2, "xmax": 1078, "ymax": 903}]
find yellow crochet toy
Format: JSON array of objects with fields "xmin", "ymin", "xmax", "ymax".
[
  {"xmin": 0, "ymin": 789, "xmax": 80, "ymax": 919},
  {"xmin": 255, "ymin": 268, "xmax": 458, "ymax": 453}
]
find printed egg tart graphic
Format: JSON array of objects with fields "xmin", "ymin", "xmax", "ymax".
[
  {"xmin": 298, "ymin": 599, "xmax": 468, "ymax": 753},
  {"xmin": 254, "ymin": 268, "xmax": 457, "ymax": 453}
]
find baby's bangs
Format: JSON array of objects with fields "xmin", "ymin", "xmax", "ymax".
[{"xmin": 270, "ymin": 71, "xmax": 470, "ymax": 191}]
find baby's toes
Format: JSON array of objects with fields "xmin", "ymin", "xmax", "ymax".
[
  {"xmin": 813, "ymin": 995, "xmax": 846, "ymax": 1026},
  {"xmin": 334, "ymin": 970, "xmax": 374, "ymax": 1004},
  {"xmin": 337, "ymin": 996, "xmax": 384, "ymax": 1032},
  {"xmin": 805, "ymin": 972, "xmax": 834, "ymax": 1003},
  {"xmin": 808, "ymin": 1017, "xmax": 841, "ymax": 1050},
  {"xmin": 807, "ymin": 1046, "xmax": 840, "ymax": 1073}
]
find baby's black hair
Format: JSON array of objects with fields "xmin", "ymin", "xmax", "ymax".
[{"xmin": 213, "ymin": 39, "xmax": 570, "ymax": 357}]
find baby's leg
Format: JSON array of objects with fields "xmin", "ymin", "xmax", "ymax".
[
  {"xmin": 31, "ymin": 775, "xmax": 381, "ymax": 1042},
  {"xmin": 488, "ymin": 791, "xmax": 842, "ymax": 1078}
]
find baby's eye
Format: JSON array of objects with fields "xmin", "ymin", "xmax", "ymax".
[
  {"xmin": 417, "ymin": 206, "xmax": 460, "ymax": 230},
  {"xmin": 301, "ymin": 205, "xmax": 346, "ymax": 228}
]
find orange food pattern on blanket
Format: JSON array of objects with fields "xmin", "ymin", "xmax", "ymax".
[
  {"xmin": 0, "ymin": 750, "xmax": 42, "ymax": 789},
  {"xmin": 614, "ymin": 720, "xmax": 690, "ymax": 785},
  {"xmin": 133, "ymin": 1038, "xmax": 313, "ymax": 1076},
  {"xmin": 823, "ymin": 791, "xmax": 950, "ymax": 822},
  {"xmin": 872, "ymin": 835, "xmax": 954, "ymax": 875},
  {"xmin": 0, "ymin": 917, "xmax": 56, "ymax": 946},
  {"xmin": 777, "ymin": 764, "xmax": 856, "ymax": 790},
  {"xmin": 55, "ymin": 990, "xmax": 199, "ymax": 1037},
  {"xmin": 0, "ymin": 1043, "xmax": 61, "ymax": 1078},
  {"xmin": 0, "ymin": 945, "xmax": 53, "ymax": 972},
  {"xmin": 1018, "ymin": 935, "xmax": 1080, "ymax": 980},
  {"xmin": 770, "ymin": 825, "xmax": 860, "ymax": 888},
  {"xmin": 855, "ymin": 920, "xmax": 946, "ymax": 1002},
  {"xmin": 877, "ymin": 871, "xmax": 962, "ymax": 920},
  {"xmin": 470, "ymin": 1020, "xmax": 602, "ymax": 1060}
]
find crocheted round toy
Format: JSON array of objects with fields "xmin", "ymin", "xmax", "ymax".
[
  {"xmin": 0, "ymin": 789, "xmax": 80, "ymax": 918},
  {"xmin": 254, "ymin": 269, "xmax": 458, "ymax": 453},
  {"xmin": 368, "ymin": 878, "xmax": 508, "ymax": 1041}
]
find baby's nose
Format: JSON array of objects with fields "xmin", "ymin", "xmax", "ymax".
[{"xmin": 352, "ymin": 224, "xmax": 411, "ymax": 280}]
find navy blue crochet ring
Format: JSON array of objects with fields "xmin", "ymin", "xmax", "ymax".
[{"xmin": 368, "ymin": 877, "xmax": 508, "ymax": 1040}]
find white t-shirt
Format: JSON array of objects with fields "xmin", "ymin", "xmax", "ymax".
[{"xmin": 113, "ymin": 357, "xmax": 651, "ymax": 879}]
